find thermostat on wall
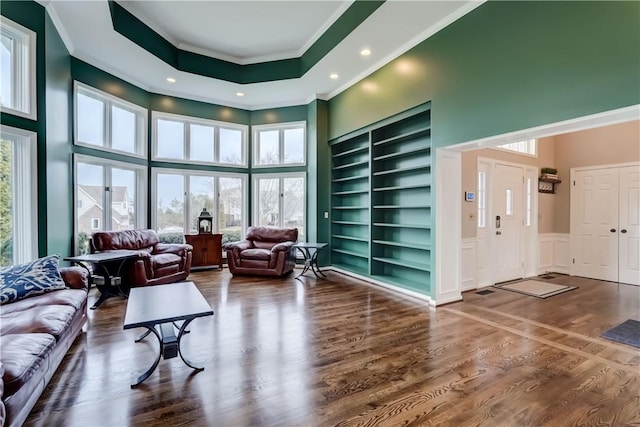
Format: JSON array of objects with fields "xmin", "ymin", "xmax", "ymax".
[{"xmin": 464, "ymin": 191, "xmax": 475, "ymax": 202}]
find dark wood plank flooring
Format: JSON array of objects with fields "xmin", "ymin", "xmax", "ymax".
[{"xmin": 25, "ymin": 271, "xmax": 640, "ymax": 426}]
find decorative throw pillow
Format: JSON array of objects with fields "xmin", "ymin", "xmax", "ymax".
[{"xmin": 0, "ymin": 254, "xmax": 67, "ymax": 305}]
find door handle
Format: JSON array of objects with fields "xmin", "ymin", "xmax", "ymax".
[
  {"xmin": 610, "ymin": 229, "xmax": 616, "ymax": 233},
  {"xmin": 621, "ymin": 229, "xmax": 627, "ymax": 233},
  {"xmin": 496, "ymin": 231, "xmax": 502, "ymax": 235}
]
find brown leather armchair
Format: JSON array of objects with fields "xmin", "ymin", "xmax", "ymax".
[
  {"xmin": 224, "ymin": 227, "xmax": 298, "ymax": 276},
  {"xmin": 90, "ymin": 229, "xmax": 192, "ymax": 287}
]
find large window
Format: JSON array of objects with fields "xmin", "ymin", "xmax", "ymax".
[
  {"xmin": 74, "ymin": 155, "xmax": 147, "ymax": 254},
  {"xmin": 152, "ymin": 112, "xmax": 247, "ymax": 166},
  {"xmin": 74, "ymin": 82, "xmax": 147, "ymax": 157},
  {"xmin": 1, "ymin": 16, "xmax": 36, "ymax": 119},
  {"xmin": 253, "ymin": 122, "xmax": 306, "ymax": 167},
  {"xmin": 153, "ymin": 169, "xmax": 247, "ymax": 244},
  {"xmin": 0, "ymin": 126, "xmax": 37, "ymax": 266},
  {"xmin": 253, "ymin": 173, "xmax": 305, "ymax": 241}
]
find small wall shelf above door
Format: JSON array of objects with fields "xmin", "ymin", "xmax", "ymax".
[{"xmin": 538, "ymin": 176, "xmax": 561, "ymax": 194}]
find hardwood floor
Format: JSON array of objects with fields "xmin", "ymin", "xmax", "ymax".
[{"xmin": 25, "ymin": 270, "xmax": 639, "ymax": 426}]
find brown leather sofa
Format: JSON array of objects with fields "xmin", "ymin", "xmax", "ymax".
[
  {"xmin": 0, "ymin": 267, "xmax": 88, "ymax": 427},
  {"xmin": 90, "ymin": 229, "xmax": 193, "ymax": 287},
  {"xmin": 225, "ymin": 226, "xmax": 298, "ymax": 276}
]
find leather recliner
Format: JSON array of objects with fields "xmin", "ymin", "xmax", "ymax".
[
  {"xmin": 90, "ymin": 229, "xmax": 192, "ymax": 287},
  {"xmin": 224, "ymin": 227, "xmax": 298, "ymax": 276}
]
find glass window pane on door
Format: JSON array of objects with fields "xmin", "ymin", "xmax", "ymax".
[
  {"xmin": 77, "ymin": 162, "xmax": 104, "ymax": 254},
  {"xmin": 156, "ymin": 173, "xmax": 184, "ymax": 237},
  {"xmin": 257, "ymin": 178, "xmax": 279, "ymax": 226},
  {"xmin": 111, "ymin": 168, "xmax": 136, "ymax": 231},
  {"xmin": 190, "ymin": 124, "xmax": 214, "ymax": 163},
  {"xmin": 283, "ymin": 176, "xmax": 305, "ymax": 240},
  {"xmin": 157, "ymin": 119, "xmax": 184, "ymax": 159},
  {"xmin": 189, "ymin": 175, "xmax": 215, "ymax": 233},
  {"xmin": 77, "ymin": 93, "xmax": 105, "ymax": 147},
  {"xmin": 219, "ymin": 177, "xmax": 243, "ymax": 244}
]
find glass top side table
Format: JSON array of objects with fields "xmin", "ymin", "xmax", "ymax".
[{"xmin": 292, "ymin": 242, "xmax": 328, "ymax": 279}]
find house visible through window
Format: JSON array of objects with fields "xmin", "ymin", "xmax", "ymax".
[
  {"xmin": 253, "ymin": 122, "xmax": 306, "ymax": 167},
  {"xmin": 0, "ymin": 125, "xmax": 37, "ymax": 266},
  {"xmin": 91, "ymin": 218, "xmax": 100, "ymax": 230},
  {"xmin": 253, "ymin": 173, "xmax": 306, "ymax": 241},
  {"xmin": 0, "ymin": 16, "xmax": 36, "ymax": 119}
]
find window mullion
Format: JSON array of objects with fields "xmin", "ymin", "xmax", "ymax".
[
  {"xmin": 184, "ymin": 173, "xmax": 190, "ymax": 233},
  {"xmin": 213, "ymin": 126, "xmax": 219, "ymax": 163},
  {"xmin": 184, "ymin": 120, "xmax": 190, "ymax": 160},
  {"xmin": 104, "ymin": 166, "xmax": 112, "ymax": 231},
  {"xmin": 105, "ymin": 100, "xmax": 111, "ymax": 149},
  {"xmin": 213, "ymin": 176, "xmax": 219, "ymax": 234},
  {"xmin": 279, "ymin": 129, "xmax": 285, "ymax": 164}
]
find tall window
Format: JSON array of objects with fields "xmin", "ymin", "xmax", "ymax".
[
  {"xmin": 153, "ymin": 169, "xmax": 247, "ymax": 244},
  {"xmin": 152, "ymin": 112, "xmax": 247, "ymax": 166},
  {"xmin": 74, "ymin": 156, "xmax": 147, "ymax": 254},
  {"xmin": 253, "ymin": 173, "xmax": 305, "ymax": 241},
  {"xmin": 495, "ymin": 139, "xmax": 537, "ymax": 156},
  {"xmin": 1, "ymin": 16, "xmax": 36, "ymax": 119},
  {"xmin": 0, "ymin": 126, "xmax": 37, "ymax": 265},
  {"xmin": 253, "ymin": 122, "xmax": 306, "ymax": 167},
  {"xmin": 74, "ymin": 82, "xmax": 147, "ymax": 157}
]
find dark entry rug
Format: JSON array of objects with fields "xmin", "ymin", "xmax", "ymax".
[{"xmin": 601, "ymin": 319, "xmax": 640, "ymax": 348}]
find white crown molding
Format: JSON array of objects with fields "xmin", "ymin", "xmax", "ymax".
[
  {"xmin": 72, "ymin": 51, "xmax": 152, "ymax": 93},
  {"xmin": 297, "ymin": 0, "xmax": 354, "ymax": 57},
  {"xmin": 326, "ymin": 0, "xmax": 487, "ymax": 100},
  {"xmin": 117, "ymin": 0, "xmax": 180, "ymax": 48},
  {"xmin": 43, "ymin": 2, "xmax": 75, "ymax": 55}
]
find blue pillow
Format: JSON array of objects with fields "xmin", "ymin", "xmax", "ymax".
[{"xmin": 0, "ymin": 254, "xmax": 67, "ymax": 305}]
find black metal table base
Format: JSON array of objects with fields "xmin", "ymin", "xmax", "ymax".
[
  {"xmin": 295, "ymin": 247, "xmax": 327, "ymax": 280},
  {"xmin": 131, "ymin": 318, "xmax": 203, "ymax": 387}
]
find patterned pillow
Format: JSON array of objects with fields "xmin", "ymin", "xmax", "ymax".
[{"xmin": 0, "ymin": 254, "xmax": 67, "ymax": 305}]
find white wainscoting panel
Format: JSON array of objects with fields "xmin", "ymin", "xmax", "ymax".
[
  {"xmin": 461, "ymin": 238, "xmax": 477, "ymax": 291},
  {"xmin": 538, "ymin": 233, "xmax": 570, "ymax": 275}
]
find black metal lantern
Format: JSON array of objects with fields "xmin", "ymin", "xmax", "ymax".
[{"xmin": 197, "ymin": 208, "xmax": 213, "ymax": 234}]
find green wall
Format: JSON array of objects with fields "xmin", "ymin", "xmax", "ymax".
[{"xmin": 328, "ymin": 1, "xmax": 640, "ymax": 144}]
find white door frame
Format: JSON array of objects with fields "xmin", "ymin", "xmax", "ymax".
[{"xmin": 434, "ymin": 105, "xmax": 640, "ymax": 305}]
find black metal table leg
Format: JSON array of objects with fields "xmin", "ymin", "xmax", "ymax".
[{"xmin": 131, "ymin": 325, "xmax": 162, "ymax": 387}]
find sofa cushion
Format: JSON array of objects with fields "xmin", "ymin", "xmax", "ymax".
[
  {"xmin": 152, "ymin": 253, "xmax": 181, "ymax": 269},
  {"xmin": 241, "ymin": 248, "xmax": 271, "ymax": 261},
  {"xmin": 0, "ymin": 289, "xmax": 87, "ymax": 315},
  {"xmin": 92, "ymin": 229, "xmax": 159, "ymax": 251},
  {"xmin": 0, "ymin": 305, "xmax": 76, "ymax": 340},
  {"xmin": 0, "ymin": 334, "xmax": 56, "ymax": 398},
  {"xmin": 0, "ymin": 255, "xmax": 67, "ymax": 305}
]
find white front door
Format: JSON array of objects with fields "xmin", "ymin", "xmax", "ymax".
[
  {"xmin": 572, "ymin": 168, "xmax": 620, "ymax": 282},
  {"xmin": 619, "ymin": 165, "xmax": 640, "ymax": 286},
  {"xmin": 493, "ymin": 163, "xmax": 524, "ymax": 283}
]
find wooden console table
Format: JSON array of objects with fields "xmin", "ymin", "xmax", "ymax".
[{"xmin": 185, "ymin": 233, "xmax": 223, "ymax": 270}]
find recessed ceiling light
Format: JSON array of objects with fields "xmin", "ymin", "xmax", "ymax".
[
  {"xmin": 330, "ymin": 73, "xmax": 339, "ymax": 80},
  {"xmin": 166, "ymin": 77, "xmax": 176, "ymax": 83},
  {"xmin": 236, "ymin": 92, "xmax": 245, "ymax": 97},
  {"xmin": 360, "ymin": 48, "xmax": 371, "ymax": 56}
]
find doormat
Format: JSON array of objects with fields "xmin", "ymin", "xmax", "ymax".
[
  {"xmin": 494, "ymin": 280, "xmax": 577, "ymax": 299},
  {"xmin": 601, "ymin": 319, "xmax": 640, "ymax": 348},
  {"xmin": 476, "ymin": 289, "xmax": 495, "ymax": 295}
]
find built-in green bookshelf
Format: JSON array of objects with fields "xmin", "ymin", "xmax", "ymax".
[{"xmin": 329, "ymin": 104, "xmax": 432, "ymax": 293}]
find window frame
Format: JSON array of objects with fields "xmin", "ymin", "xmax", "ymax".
[
  {"xmin": 73, "ymin": 154, "xmax": 148, "ymax": 254},
  {"xmin": 0, "ymin": 125, "xmax": 38, "ymax": 265},
  {"xmin": 74, "ymin": 81, "xmax": 148, "ymax": 159},
  {"xmin": 252, "ymin": 171, "xmax": 306, "ymax": 241},
  {"xmin": 152, "ymin": 111, "xmax": 248, "ymax": 167},
  {"xmin": 252, "ymin": 121, "xmax": 307, "ymax": 168},
  {"xmin": 151, "ymin": 167, "xmax": 248, "ymax": 238},
  {"xmin": 0, "ymin": 16, "xmax": 37, "ymax": 120},
  {"xmin": 492, "ymin": 139, "xmax": 537, "ymax": 157}
]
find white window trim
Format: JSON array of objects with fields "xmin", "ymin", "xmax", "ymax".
[
  {"xmin": 151, "ymin": 167, "xmax": 248, "ymax": 234},
  {"xmin": 74, "ymin": 154, "xmax": 148, "ymax": 244},
  {"xmin": 74, "ymin": 81, "xmax": 148, "ymax": 159},
  {"xmin": 252, "ymin": 171, "xmax": 306, "ymax": 237},
  {"xmin": 152, "ymin": 111, "xmax": 248, "ymax": 167},
  {"xmin": 252, "ymin": 121, "xmax": 307, "ymax": 168},
  {"xmin": 0, "ymin": 125, "xmax": 38, "ymax": 263},
  {"xmin": 0, "ymin": 16, "xmax": 37, "ymax": 120}
]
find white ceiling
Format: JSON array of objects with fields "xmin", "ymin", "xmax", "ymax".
[{"xmin": 42, "ymin": 0, "xmax": 483, "ymax": 110}]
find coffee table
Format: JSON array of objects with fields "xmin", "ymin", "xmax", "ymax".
[
  {"xmin": 65, "ymin": 250, "xmax": 140, "ymax": 309},
  {"xmin": 123, "ymin": 281, "xmax": 213, "ymax": 387}
]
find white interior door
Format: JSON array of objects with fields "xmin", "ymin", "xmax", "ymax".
[
  {"xmin": 572, "ymin": 168, "xmax": 619, "ymax": 282},
  {"xmin": 493, "ymin": 164, "xmax": 524, "ymax": 283},
  {"xmin": 619, "ymin": 165, "xmax": 640, "ymax": 285}
]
